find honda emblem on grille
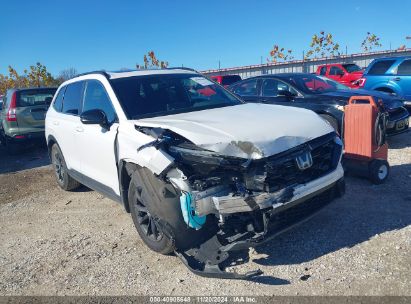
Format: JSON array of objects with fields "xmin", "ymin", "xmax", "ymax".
[{"xmin": 296, "ymin": 151, "xmax": 313, "ymax": 170}]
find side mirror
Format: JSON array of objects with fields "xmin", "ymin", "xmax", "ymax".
[{"xmin": 80, "ymin": 109, "xmax": 110, "ymax": 129}]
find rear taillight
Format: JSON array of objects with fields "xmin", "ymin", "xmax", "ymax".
[
  {"xmin": 358, "ymin": 78, "xmax": 366, "ymax": 87},
  {"xmin": 6, "ymin": 92, "xmax": 17, "ymax": 122}
]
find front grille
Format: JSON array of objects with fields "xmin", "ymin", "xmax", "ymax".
[{"xmin": 245, "ymin": 132, "xmax": 341, "ymax": 192}]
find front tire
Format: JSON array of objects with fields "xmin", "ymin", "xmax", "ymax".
[
  {"xmin": 51, "ymin": 144, "xmax": 80, "ymax": 191},
  {"xmin": 128, "ymin": 167, "xmax": 217, "ymax": 254},
  {"xmin": 129, "ymin": 176, "xmax": 175, "ymax": 254}
]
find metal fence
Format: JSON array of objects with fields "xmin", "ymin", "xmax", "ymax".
[{"xmin": 201, "ymin": 48, "xmax": 411, "ymax": 79}]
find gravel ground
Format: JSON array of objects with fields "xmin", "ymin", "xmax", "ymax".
[{"xmin": 0, "ymin": 129, "xmax": 410, "ymax": 296}]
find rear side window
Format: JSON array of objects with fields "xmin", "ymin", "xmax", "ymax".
[
  {"xmin": 83, "ymin": 80, "xmax": 117, "ymax": 123},
  {"xmin": 396, "ymin": 59, "xmax": 411, "ymax": 75},
  {"xmin": 62, "ymin": 81, "xmax": 85, "ymax": 115},
  {"xmin": 367, "ymin": 60, "xmax": 395, "ymax": 75},
  {"xmin": 53, "ymin": 86, "xmax": 66, "ymax": 112},
  {"xmin": 16, "ymin": 89, "xmax": 56, "ymax": 107},
  {"xmin": 319, "ymin": 66, "xmax": 327, "ymax": 75},
  {"xmin": 232, "ymin": 79, "xmax": 258, "ymax": 96}
]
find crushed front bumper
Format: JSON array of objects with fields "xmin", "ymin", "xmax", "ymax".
[
  {"xmin": 212, "ymin": 164, "xmax": 344, "ymax": 214},
  {"xmin": 175, "ymin": 165, "xmax": 345, "ymax": 279}
]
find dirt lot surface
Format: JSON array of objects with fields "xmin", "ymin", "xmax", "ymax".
[{"xmin": 0, "ymin": 129, "xmax": 410, "ymax": 296}]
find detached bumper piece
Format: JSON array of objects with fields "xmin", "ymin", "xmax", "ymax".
[
  {"xmin": 175, "ymin": 178, "xmax": 344, "ymax": 279},
  {"xmin": 175, "ymin": 236, "xmax": 263, "ymax": 279}
]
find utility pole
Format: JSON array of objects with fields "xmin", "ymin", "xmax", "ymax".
[
  {"xmin": 302, "ymin": 51, "xmax": 305, "ymax": 73},
  {"xmin": 218, "ymin": 60, "xmax": 221, "ymax": 72}
]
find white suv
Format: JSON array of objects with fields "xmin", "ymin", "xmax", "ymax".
[{"xmin": 45, "ymin": 69, "xmax": 345, "ymax": 279}]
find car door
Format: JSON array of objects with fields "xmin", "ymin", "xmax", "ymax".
[
  {"xmin": 57, "ymin": 81, "xmax": 85, "ymax": 172},
  {"xmin": 260, "ymin": 78, "xmax": 298, "ymax": 104},
  {"xmin": 364, "ymin": 59, "xmax": 396, "ymax": 90},
  {"xmin": 76, "ymin": 79, "xmax": 120, "ymax": 195},
  {"xmin": 230, "ymin": 78, "xmax": 261, "ymax": 102},
  {"xmin": 393, "ymin": 59, "xmax": 411, "ymax": 100}
]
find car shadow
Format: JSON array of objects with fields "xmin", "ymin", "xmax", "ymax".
[
  {"xmin": 251, "ymin": 163, "xmax": 411, "ymax": 268},
  {"xmin": 0, "ymin": 141, "xmax": 50, "ymax": 174},
  {"xmin": 249, "ymin": 275, "xmax": 290, "ymax": 285},
  {"xmin": 387, "ymin": 127, "xmax": 410, "ymax": 150}
]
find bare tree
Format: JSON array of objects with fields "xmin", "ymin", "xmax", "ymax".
[{"xmin": 58, "ymin": 68, "xmax": 78, "ymax": 81}]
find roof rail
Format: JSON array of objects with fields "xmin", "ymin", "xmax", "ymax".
[
  {"xmin": 167, "ymin": 67, "xmax": 199, "ymax": 73},
  {"xmin": 76, "ymin": 70, "xmax": 111, "ymax": 79}
]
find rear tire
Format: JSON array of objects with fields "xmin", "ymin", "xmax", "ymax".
[{"xmin": 51, "ymin": 144, "xmax": 80, "ymax": 191}]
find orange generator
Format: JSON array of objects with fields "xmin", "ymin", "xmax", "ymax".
[{"xmin": 343, "ymin": 96, "xmax": 389, "ymax": 184}]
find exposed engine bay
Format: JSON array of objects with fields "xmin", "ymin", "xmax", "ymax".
[{"xmin": 133, "ymin": 124, "xmax": 345, "ymax": 279}]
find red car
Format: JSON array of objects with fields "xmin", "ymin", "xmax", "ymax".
[
  {"xmin": 316, "ymin": 63, "xmax": 364, "ymax": 88},
  {"xmin": 210, "ymin": 75, "xmax": 242, "ymax": 87}
]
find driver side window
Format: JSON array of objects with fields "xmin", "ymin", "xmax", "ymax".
[
  {"xmin": 83, "ymin": 80, "xmax": 117, "ymax": 123},
  {"xmin": 262, "ymin": 79, "xmax": 298, "ymax": 97}
]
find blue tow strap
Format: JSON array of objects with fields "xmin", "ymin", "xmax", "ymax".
[{"xmin": 179, "ymin": 192, "xmax": 206, "ymax": 230}]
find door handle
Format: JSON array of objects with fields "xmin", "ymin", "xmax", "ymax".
[
  {"xmin": 76, "ymin": 126, "xmax": 84, "ymax": 132},
  {"xmin": 53, "ymin": 121, "xmax": 59, "ymax": 126},
  {"xmin": 393, "ymin": 77, "xmax": 401, "ymax": 81}
]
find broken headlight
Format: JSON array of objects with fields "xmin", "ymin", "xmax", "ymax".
[{"xmin": 168, "ymin": 144, "xmax": 246, "ymax": 167}]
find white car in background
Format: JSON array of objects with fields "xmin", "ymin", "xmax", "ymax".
[{"xmin": 45, "ymin": 68, "xmax": 345, "ymax": 279}]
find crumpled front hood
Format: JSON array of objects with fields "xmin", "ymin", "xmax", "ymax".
[{"xmin": 132, "ymin": 103, "xmax": 333, "ymax": 159}]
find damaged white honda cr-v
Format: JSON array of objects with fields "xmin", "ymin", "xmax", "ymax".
[{"xmin": 45, "ymin": 69, "xmax": 345, "ymax": 279}]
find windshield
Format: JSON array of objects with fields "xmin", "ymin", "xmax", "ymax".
[
  {"xmin": 342, "ymin": 64, "xmax": 362, "ymax": 73},
  {"xmin": 286, "ymin": 74, "xmax": 349, "ymax": 94},
  {"xmin": 110, "ymin": 73, "xmax": 242, "ymax": 119}
]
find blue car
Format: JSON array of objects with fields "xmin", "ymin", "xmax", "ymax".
[{"xmin": 359, "ymin": 56, "xmax": 411, "ymax": 111}]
